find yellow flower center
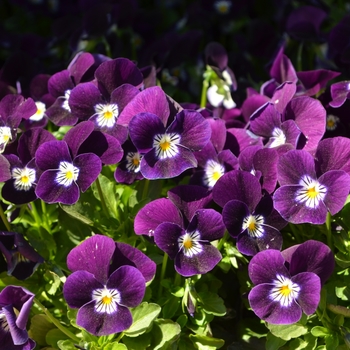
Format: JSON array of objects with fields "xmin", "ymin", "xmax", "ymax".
[
  {"xmin": 159, "ymin": 140, "xmax": 171, "ymax": 151},
  {"xmin": 102, "ymin": 295, "xmax": 113, "ymax": 305},
  {"xmin": 183, "ymin": 236, "xmax": 193, "ymax": 249},
  {"xmin": 280, "ymin": 284, "xmax": 292, "ymax": 296},
  {"xmin": 307, "ymin": 186, "xmax": 318, "ymax": 198},
  {"xmin": 104, "ymin": 110, "xmax": 113, "ymax": 119}
]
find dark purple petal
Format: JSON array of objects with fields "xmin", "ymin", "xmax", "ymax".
[
  {"xmin": 67, "ymin": 52, "xmax": 95, "ymax": 84},
  {"xmin": 273, "ymin": 185, "xmax": 328, "ymax": 224},
  {"xmin": 283, "ymin": 96, "xmax": 326, "ymax": 151},
  {"xmin": 0, "ymin": 155, "xmax": 11, "ymax": 182},
  {"xmin": 110, "ymin": 242, "xmax": 156, "ymax": 283},
  {"xmin": 129, "ymin": 112, "xmax": 165, "ymax": 153},
  {"xmin": 207, "ymin": 117, "xmax": 227, "ymax": 152},
  {"xmin": 271, "ymin": 81, "xmax": 297, "ymax": 113},
  {"xmin": 278, "ymin": 119, "xmax": 301, "ymax": 148},
  {"xmin": 95, "ymin": 58, "xmax": 143, "ymax": 96},
  {"xmin": 222, "ymin": 200, "xmax": 249, "ymax": 238},
  {"xmin": 64, "ymin": 121, "xmax": 95, "ymax": 157},
  {"xmin": 69, "ymin": 83, "xmax": 103, "ymax": 121},
  {"xmin": 134, "ymin": 198, "xmax": 183, "ymax": 236},
  {"xmin": 168, "ymin": 110, "xmax": 211, "ymax": 151},
  {"xmin": 248, "ymin": 283, "xmax": 302, "ymax": 324},
  {"xmin": 319, "ymin": 170, "xmax": 350, "ymax": 216},
  {"xmin": 63, "ymin": 270, "xmax": 103, "ymax": 308},
  {"xmin": 110, "ymin": 84, "xmax": 140, "ymax": 113},
  {"xmin": 46, "ymin": 101, "xmax": 78, "ymax": 126},
  {"xmin": 74, "ymin": 153, "xmax": 102, "ymax": 192},
  {"xmin": 250, "ymin": 102, "xmax": 282, "ymax": 137},
  {"xmin": 237, "ymin": 225, "xmax": 283, "ymax": 256},
  {"xmin": 277, "ymin": 150, "xmax": 316, "ymax": 186},
  {"xmin": 77, "ymin": 300, "xmax": 132, "ymax": 336},
  {"xmin": 188, "ymin": 209, "xmax": 225, "ymax": 241},
  {"xmin": 248, "ymin": 249, "xmax": 290, "ymax": 285},
  {"xmin": 175, "ymin": 244, "xmax": 222, "ymax": 277},
  {"xmin": 107, "ymin": 265, "xmax": 145, "ymax": 307},
  {"xmin": 118, "ymin": 86, "xmax": 170, "ymax": 126},
  {"xmin": 167, "ymin": 185, "xmax": 212, "ymax": 223},
  {"xmin": 269, "ymin": 47, "xmax": 298, "ymax": 84},
  {"xmin": 292, "ymin": 272, "xmax": 321, "ymax": 315},
  {"xmin": 48, "ymin": 70, "xmax": 75, "ymax": 98},
  {"xmin": 213, "ymin": 170, "xmax": 262, "ymax": 211},
  {"xmin": 3, "ymin": 305, "xmax": 29, "ymax": 344},
  {"xmin": 67, "ymin": 234, "xmax": 116, "ymax": 283},
  {"xmin": 315, "ymin": 137, "xmax": 350, "ymax": 176},
  {"xmin": 225, "ymin": 128, "xmax": 263, "ymax": 156},
  {"xmin": 35, "ymin": 170, "xmax": 80, "ymax": 204},
  {"xmin": 140, "ymin": 147, "xmax": 197, "ymax": 179},
  {"xmin": 241, "ymin": 94, "xmax": 270, "ymax": 122},
  {"xmin": 154, "ymin": 222, "xmax": 184, "ymax": 259},
  {"xmin": 288, "ymin": 240, "xmax": 335, "ymax": 285},
  {"xmin": 35, "ymin": 140, "xmax": 72, "ymax": 171}
]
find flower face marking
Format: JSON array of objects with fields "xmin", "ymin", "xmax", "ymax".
[
  {"xmin": 126, "ymin": 152, "xmax": 141, "ymax": 173},
  {"xmin": 269, "ymin": 127, "xmax": 286, "ymax": 148},
  {"xmin": 62, "ymin": 90, "xmax": 72, "ymax": 112},
  {"xmin": 178, "ymin": 231, "xmax": 203, "ymax": 257},
  {"xmin": 242, "ymin": 214, "xmax": 265, "ymax": 238},
  {"xmin": 0, "ymin": 310, "xmax": 9, "ymax": 332},
  {"xmin": 94, "ymin": 103, "xmax": 119, "ymax": 128},
  {"xmin": 295, "ymin": 175, "xmax": 327, "ymax": 208},
  {"xmin": 153, "ymin": 133, "xmax": 181, "ymax": 159},
  {"xmin": 92, "ymin": 286, "xmax": 121, "ymax": 314},
  {"xmin": 203, "ymin": 160, "xmax": 225, "ymax": 188},
  {"xmin": 12, "ymin": 167, "xmax": 36, "ymax": 191},
  {"xmin": 0, "ymin": 126, "xmax": 12, "ymax": 152},
  {"xmin": 30, "ymin": 101, "xmax": 46, "ymax": 121},
  {"xmin": 55, "ymin": 161, "xmax": 79, "ymax": 187},
  {"xmin": 269, "ymin": 274, "xmax": 300, "ymax": 307}
]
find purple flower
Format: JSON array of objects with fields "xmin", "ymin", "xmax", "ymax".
[
  {"xmin": 248, "ymin": 240, "xmax": 333, "ymax": 324},
  {"xmin": 63, "ymin": 235, "xmax": 154, "ymax": 336},
  {"xmin": 273, "ymin": 149, "xmax": 350, "ymax": 224},
  {"xmin": 0, "ymin": 231, "xmax": 44, "ymax": 280},
  {"xmin": 129, "ymin": 108, "xmax": 211, "ymax": 179},
  {"xmin": 213, "ymin": 170, "xmax": 285, "ymax": 256},
  {"xmin": 0, "ymin": 285, "xmax": 35, "ymax": 349},
  {"xmin": 35, "ymin": 140, "xmax": 102, "ymax": 204}
]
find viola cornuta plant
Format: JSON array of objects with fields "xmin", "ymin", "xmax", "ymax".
[{"xmin": 2, "ymin": 1, "xmax": 350, "ymax": 349}]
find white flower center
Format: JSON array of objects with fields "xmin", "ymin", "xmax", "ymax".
[
  {"xmin": 92, "ymin": 286, "xmax": 121, "ymax": 314},
  {"xmin": 61, "ymin": 90, "xmax": 71, "ymax": 112},
  {"xmin": 269, "ymin": 275, "xmax": 300, "ymax": 307},
  {"xmin": 153, "ymin": 133, "xmax": 181, "ymax": 159},
  {"xmin": 94, "ymin": 103, "xmax": 119, "ymax": 128},
  {"xmin": 326, "ymin": 114, "xmax": 340, "ymax": 131},
  {"xmin": 214, "ymin": 0, "xmax": 232, "ymax": 14},
  {"xmin": 269, "ymin": 127, "xmax": 286, "ymax": 148},
  {"xmin": 12, "ymin": 167, "xmax": 36, "ymax": 191},
  {"xmin": 29, "ymin": 101, "xmax": 46, "ymax": 121},
  {"xmin": 295, "ymin": 175, "xmax": 327, "ymax": 209},
  {"xmin": 242, "ymin": 214, "xmax": 265, "ymax": 238},
  {"xmin": 0, "ymin": 126, "xmax": 12, "ymax": 153},
  {"xmin": 178, "ymin": 230, "xmax": 203, "ymax": 257},
  {"xmin": 55, "ymin": 161, "xmax": 79, "ymax": 187},
  {"xmin": 0, "ymin": 310, "xmax": 9, "ymax": 332},
  {"xmin": 203, "ymin": 159, "xmax": 225, "ymax": 188},
  {"xmin": 126, "ymin": 152, "xmax": 142, "ymax": 173}
]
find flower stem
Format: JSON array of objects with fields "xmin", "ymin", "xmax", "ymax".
[
  {"xmin": 200, "ymin": 79, "xmax": 209, "ymax": 108},
  {"xmin": 95, "ymin": 176, "xmax": 109, "ymax": 218},
  {"xmin": 158, "ymin": 253, "xmax": 168, "ymax": 299},
  {"xmin": 0, "ymin": 204, "xmax": 10, "ymax": 231},
  {"xmin": 325, "ymin": 212, "xmax": 333, "ymax": 252},
  {"xmin": 34, "ymin": 298, "xmax": 80, "ymax": 343},
  {"xmin": 115, "ymin": 332, "xmax": 124, "ymax": 343},
  {"xmin": 30, "ymin": 201, "xmax": 42, "ymax": 227},
  {"xmin": 217, "ymin": 231, "xmax": 229, "ymax": 251}
]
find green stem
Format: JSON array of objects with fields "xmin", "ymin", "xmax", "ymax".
[
  {"xmin": 325, "ymin": 212, "xmax": 333, "ymax": 252},
  {"xmin": 30, "ymin": 201, "xmax": 42, "ymax": 227},
  {"xmin": 174, "ymin": 272, "xmax": 181, "ymax": 286},
  {"xmin": 95, "ymin": 176, "xmax": 109, "ymax": 217},
  {"xmin": 217, "ymin": 231, "xmax": 229, "ymax": 251},
  {"xmin": 34, "ymin": 298, "xmax": 80, "ymax": 343},
  {"xmin": 142, "ymin": 179, "xmax": 150, "ymax": 201},
  {"xmin": 200, "ymin": 79, "xmax": 209, "ymax": 108},
  {"xmin": 115, "ymin": 332, "xmax": 124, "ymax": 343},
  {"xmin": 40, "ymin": 200, "xmax": 52, "ymax": 234},
  {"xmin": 0, "ymin": 204, "xmax": 10, "ymax": 231},
  {"xmin": 158, "ymin": 253, "xmax": 169, "ymax": 299}
]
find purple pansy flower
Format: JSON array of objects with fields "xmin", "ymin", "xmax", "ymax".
[
  {"xmin": 273, "ymin": 149, "xmax": 350, "ymax": 224},
  {"xmin": 0, "ymin": 231, "xmax": 44, "ymax": 280},
  {"xmin": 35, "ymin": 140, "xmax": 102, "ymax": 205},
  {"xmin": 0, "ymin": 285, "xmax": 36, "ymax": 349},
  {"xmin": 248, "ymin": 240, "xmax": 334, "ymax": 324},
  {"xmin": 213, "ymin": 170, "xmax": 285, "ymax": 256},
  {"xmin": 63, "ymin": 235, "xmax": 153, "ymax": 336},
  {"xmin": 129, "ymin": 107, "xmax": 211, "ymax": 179}
]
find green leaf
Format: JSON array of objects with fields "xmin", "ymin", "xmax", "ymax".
[
  {"xmin": 151, "ymin": 319, "xmax": 181, "ymax": 350},
  {"xmin": 198, "ymin": 291, "xmax": 226, "ymax": 316},
  {"xmin": 44, "ymin": 270, "xmax": 62, "ymax": 295},
  {"xmin": 46, "ymin": 328, "xmax": 70, "ymax": 348},
  {"xmin": 267, "ymin": 322, "xmax": 308, "ymax": 341},
  {"xmin": 265, "ymin": 332, "xmax": 287, "ymax": 350},
  {"xmin": 311, "ymin": 326, "xmax": 330, "ymax": 337},
  {"xmin": 289, "ymin": 334, "xmax": 317, "ymax": 350},
  {"xmin": 189, "ymin": 334, "xmax": 225, "ymax": 349},
  {"xmin": 176, "ymin": 314, "xmax": 188, "ymax": 328},
  {"xmin": 57, "ymin": 340, "xmax": 78, "ymax": 350},
  {"xmin": 122, "ymin": 332, "xmax": 152, "ymax": 350},
  {"xmin": 104, "ymin": 343, "xmax": 128, "ymax": 350},
  {"xmin": 162, "ymin": 295, "xmax": 181, "ymax": 319},
  {"xmin": 28, "ymin": 314, "xmax": 55, "ymax": 346},
  {"xmin": 124, "ymin": 302, "xmax": 161, "ymax": 337},
  {"xmin": 325, "ymin": 333, "xmax": 339, "ymax": 350}
]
